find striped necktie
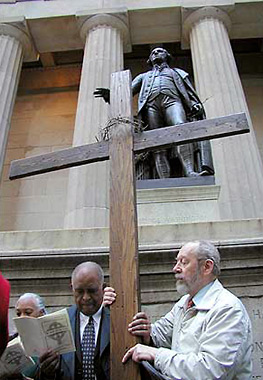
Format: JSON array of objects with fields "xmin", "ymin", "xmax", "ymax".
[{"xmin": 82, "ymin": 316, "xmax": 95, "ymax": 380}]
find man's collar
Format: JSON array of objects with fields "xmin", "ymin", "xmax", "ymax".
[
  {"xmin": 79, "ymin": 304, "xmax": 103, "ymax": 325},
  {"xmin": 192, "ymin": 280, "xmax": 215, "ymax": 306},
  {"xmin": 177, "ymin": 279, "xmax": 222, "ymax": 310}
]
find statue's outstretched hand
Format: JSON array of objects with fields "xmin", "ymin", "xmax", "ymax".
[{"xmin": 94, "ymin": 88, "xmax": 110, "ymax": 104}]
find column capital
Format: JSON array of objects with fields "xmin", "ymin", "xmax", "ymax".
[
  {"xmin": 181, "ymin": 6, "xmax": 232, "ymax": 48},
  {"xmin": 0, "ymin": 17, "xmax": 38, "ymax": 62},
  {"xmin": 76, "ymin": 8, "xmax": 131, "ymax": 53}
]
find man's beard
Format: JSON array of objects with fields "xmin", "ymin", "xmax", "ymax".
[
  {"xmin": 176, "ymin": 269, "xmax": 200, "ymax": 296},
  {"xmin": 176, "ymin": 280, "xmax": 190, "ymax": 296}
]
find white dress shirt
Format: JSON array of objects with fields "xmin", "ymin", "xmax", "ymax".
[{"xmin": 79, "ymin": 305, "xmax": 103, "ymax": 345}]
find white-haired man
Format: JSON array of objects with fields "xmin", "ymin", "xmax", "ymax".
[{"xmin": 122, "ymin": 241, "xmax": 252, "ymax": 379}]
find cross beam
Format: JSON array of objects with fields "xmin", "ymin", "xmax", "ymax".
[
  {"xmin": 9, "ymin": 112, "xmax": 249, "ymax": 180},
  {"xmin": 108, "ymin": 70, "xmax": 141, "ymax": 380}
]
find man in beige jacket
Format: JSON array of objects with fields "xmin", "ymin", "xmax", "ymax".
[{"xmin": 122, "ymin": 241, "xmax": 252, "ymax": 379}]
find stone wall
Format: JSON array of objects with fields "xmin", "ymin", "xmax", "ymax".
[{"xmin": 0, "ymin": 75, "xmax": 77, "ymax": 230}]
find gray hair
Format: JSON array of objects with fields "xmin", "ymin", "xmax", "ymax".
[
  {"xmin": 192, "ymin": 240, "xmax": 221, "ymax": 277},
  {"xmin": 71, "ymin": 262, "xmax": 104, "ymax": 286},
  {"xmin": 17, "ymin": 293, "xmax": 47, "ymax": 314}
]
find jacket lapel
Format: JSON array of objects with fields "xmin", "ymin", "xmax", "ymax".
[
  {"xmin": 99, "ymin": 307, "xmax": 110, "ymax": 357},
  {"xmin": 62, "ymin": 305, "xmax": 78, "ymax": 379}
]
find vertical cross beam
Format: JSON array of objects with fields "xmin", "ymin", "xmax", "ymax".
[{"xmin": 109, "ymin": 70, "xmax": 141, "ymax": 380}]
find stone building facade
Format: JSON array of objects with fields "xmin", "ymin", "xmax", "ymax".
[{"xmin": 0, "ymin": 0, "xmax": 263, "ymax": 377}]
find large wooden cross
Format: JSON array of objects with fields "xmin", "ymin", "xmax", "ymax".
[{"xmin": 9, "ymin": 70, "xmax": 249, "ymax": 379}]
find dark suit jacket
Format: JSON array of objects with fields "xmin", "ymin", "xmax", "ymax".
[{"xmin": 58, "ymin": 305, "xmax": 110, "ymax": 380}]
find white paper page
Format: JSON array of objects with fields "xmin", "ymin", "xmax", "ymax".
[
  {"xmin": 38, "ymin": 308, "xmax": 75, "ymax": 355},
  {"xmin": 14, "ymin": 308, "xmax": 75, "ymax": 357},
  {"xmin": 0, "ymin": 338, "xmax": 34, "ymax": 377},
  {"xmin": 14, "ymin": 316, "xmax": 46, "ymax": 356}
]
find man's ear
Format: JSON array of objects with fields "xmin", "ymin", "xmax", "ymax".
[{"xmin": 203, "ymin": 259, "xmax": 214, "ymax": 275}]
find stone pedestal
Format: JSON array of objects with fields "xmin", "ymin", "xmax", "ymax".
[
  {"xmin": 183, "ymin": 7, "xmax": 263, "ymax": 220},
  {"xmin": 137, "ymin": 184, "xmax": 220, "ymax": 225},
  {"xmin": 64, "ymin": 11, "xmax": 129, "ymax": 228},
  {"xmin": 0, "ymin": 21, "xmax": 34, "ymax": 181}
]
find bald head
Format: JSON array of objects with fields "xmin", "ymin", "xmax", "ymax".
[
  {"xmin": 71, "ymin": 262, "xmax": 104, "ymax": 316},
  {"xmin": 71, "ymin": 262, "xmax": 104, "ymax": 286}
]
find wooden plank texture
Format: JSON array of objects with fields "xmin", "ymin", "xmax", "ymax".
[
  {"xmin": 134, "ymin": 112, "xmax": 249, "ymax": 153},
  {"xmin": 9, "ymin": 140, "xmax": 109, "ymax": 180},
  {"xmin": 9, "ymin": 112, "xmax": 249, "ymax": 180},
  {"xmin": 109, "ymin": 71, "xmax": 141, "ymax": 380}
]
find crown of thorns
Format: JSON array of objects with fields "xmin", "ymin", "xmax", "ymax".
[{"xmin": 96, "ymin": 117, "xmax": 146, "ymax": 142}]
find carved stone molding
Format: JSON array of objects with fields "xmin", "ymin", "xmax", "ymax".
[
  {"xmin": 0, "ymin": 16, "xmax": 38, "ymax": 62},
  {"xmin": 76, "ymin": 8, "xmax": 131, "ymax": 53},
  {"xmin": 181, "ymin": 6, "xmax": 232, "ymax": 48}
]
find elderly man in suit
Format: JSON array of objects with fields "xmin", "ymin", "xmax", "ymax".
[{"xmin": 39, "ymin": 262, "xmax": 110, "ymax": 380}]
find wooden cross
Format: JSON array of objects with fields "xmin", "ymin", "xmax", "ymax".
[{"xmin": 9, "ymin": 70, "xmax": 249, "ymax": 379}]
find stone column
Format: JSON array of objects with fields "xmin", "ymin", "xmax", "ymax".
[
  {"xmin": 64, "ymin": 11, "xmax": 129, "ymax": 228},
  {"xmin": 0, "ymin": 21, "xmax": 35, "ymax": 181},
  {"xmin": 183, "ymin": 7, "xmax": 263, "ymax": 220}
]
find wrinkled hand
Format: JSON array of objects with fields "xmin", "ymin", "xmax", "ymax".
[
  {"xmin": 128, "ymin": 312, "xmax": 151, "ymax": 345},
  {"xmin": 103, "ymin": 287, "xmax": 116, "ymax": 306},
  {"xmin": 93, "ymin": 88, "xmax": 110, "ymax": 104},
  {"xmin": 190, "ymin": 103, "xmax": 203, "ymax": 118},
  {"xmin": 39, "ymin": 349, "xmax": 59, "ymax": 377},
  {"xmin": 122, "ymin": 344, "xmax": 157, "ymax": 364}
]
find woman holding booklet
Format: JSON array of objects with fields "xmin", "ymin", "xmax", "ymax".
[{"xmin": 2, "ymin": 293, "xmax": 47, "ymax": 380}]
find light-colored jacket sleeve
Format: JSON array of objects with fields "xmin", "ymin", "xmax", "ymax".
[
  {"xmin": 151, "ymin": 305, "xmax": 179, "ymax": 349},
  {"xmin": 154, "ymin": 304, "xmax": 252, "ymax": 380}
]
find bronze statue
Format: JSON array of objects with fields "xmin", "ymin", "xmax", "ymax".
[{"xmin": 95, "ymin": 47, "xmax": 214, "ymax": 179}]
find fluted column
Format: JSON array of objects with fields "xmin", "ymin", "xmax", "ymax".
[
  {"xmin": 183, "ymin": 7, "xmax": 263, "ymax": 219},
  {"xmin": 0, "ymin": 22, "xmax": 35, "ymax": 181},
  {"xmin": 64, "ymin": 12, "xmax": 129, "ymax": 228}
]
